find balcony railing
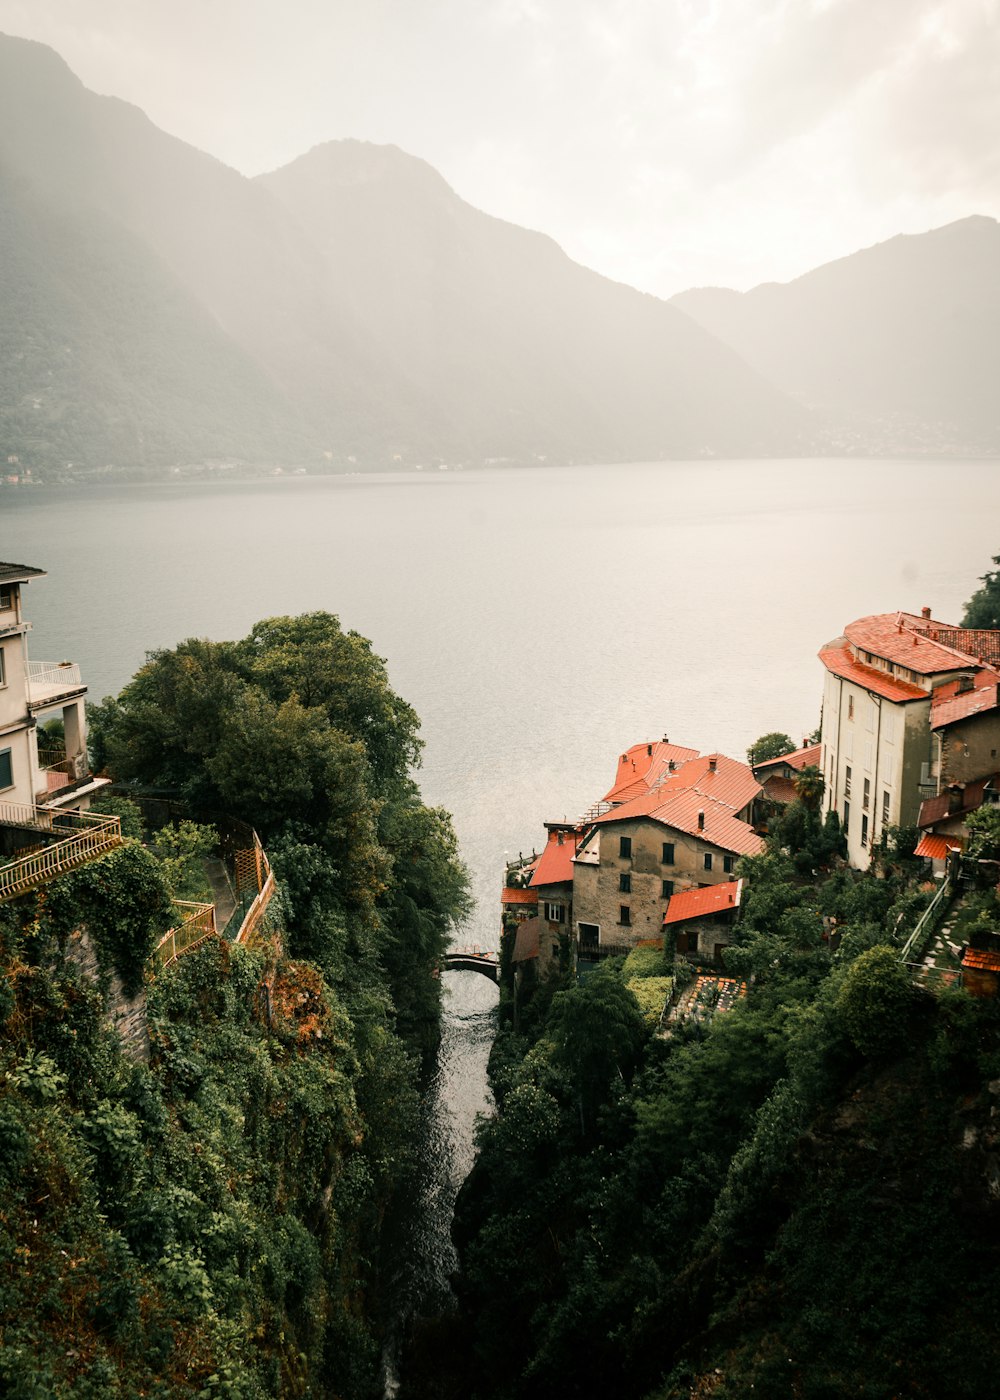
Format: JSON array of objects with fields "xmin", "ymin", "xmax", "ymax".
[
  {"xmin": 0, "ymin": 806, "xmax": 123, "ymax": 903},
  {"xmin": 25, "ymin": 660, "xmax": 84, "ymax": 708},
  {"xmin": 154, "ymin": 901, "xmax": 218, "ymax": 970}
]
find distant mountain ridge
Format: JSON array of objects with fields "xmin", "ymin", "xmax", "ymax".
[
  {"xmin": 0, "ymin": 33, "xmax": 804, "ymax": 474},
  {"xmin": 671, "ymin": 216, "xmax": 1000, "ymax": 453},
  {"xmin": 0, "ymin": 32, "xmax": 994, "ymax": 475}
]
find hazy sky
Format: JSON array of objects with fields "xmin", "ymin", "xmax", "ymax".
[{"xmin": 0, "ymin": 0, "xmax": 996, "ymax": 297}]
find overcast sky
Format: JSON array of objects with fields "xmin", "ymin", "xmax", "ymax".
[{"xmin": 0, "ymin": 0, "xmax": 996, "ymax": 297}]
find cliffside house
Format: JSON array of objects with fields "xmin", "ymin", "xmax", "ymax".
[
  {"xmin": 663, "ymin": 878, "xmax": 744, "ymax": 964},
  {"xmin": 572, "ymin": 745, "xmax": 764, "ymax": 957},
  {"xmin": 0, "ymin": 561, "xmax": 116, "ymax": 900},
  {"xmin": 752, "ymin": 742, "xmax": 822, "ymax": 807},
  {"xmin": 819, "ymin": 609, "xmax": 1000, "ymax": 869}
]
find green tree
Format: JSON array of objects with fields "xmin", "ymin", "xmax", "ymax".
[
  {"xmin": 962, "ymin": 553, "xmax": 1000, "ymax": 629},
  {"xmin": 549, "ymin": 967, "xmax": 645, "ymax": 1135},
  {"xmin": 748, "ymin": 731, "xmax": 795, "ymax": 765},
  {"xmin": 835, "ymin": 944, "xmax": 918, "ymax": 1058},
  {"xmin": 794, "ymin": 763, "xmax": 824, "ymax": 811}
]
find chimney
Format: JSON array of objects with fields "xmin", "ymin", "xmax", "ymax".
[
  {"xmin": 922, "ymin": 606, "xmax": 931, "ymax": 620},
  {"xmin": 647, "ymin": 743, "xmax": 653, "ymax": 756},
  {"xmin": 668, "ymin": 759, "xmax": 676, "ymax": 771},
  {"xmin": 708, "ymin": 757, "xmax": 718, "ymax": 772},
  {"xmin": 957, "ymin": 674, "xmax": 974, "ymax": 694},
  {"xmin": 697, "ymin": 810, "xmax": 705, "ymax": 831}
]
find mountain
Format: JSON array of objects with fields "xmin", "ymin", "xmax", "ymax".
[
  {"xmin": 256, "ymin": 140, "xmax": 806, "ymax": 463},
  {"xmin": 672, "ymin": 217, "xmax": 1000, "ymax": 452},
  {"xmin": 0, "ymin": 34, "xmax": 805, "ymax": 474}
]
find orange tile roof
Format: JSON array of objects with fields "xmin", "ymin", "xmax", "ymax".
[
  {"xmin": 961, "ymin": 947, "xmax": 1000, "ymax": 973},
  {"xmin": 603, "ymin": 739, "xmax": 701, "ymax": 804},
  {"xmin": 663, "ymin": 879, "xmax": 743, "ymax": 925},
  {"xmin": 502, "ymin": 887, "xmax": 539, "ymax": 905},
  {"xmin": 819, "ymin": 641, "xmax": 929, "ymax": 702},
  {"xmin": 761, "ymin": 775, "xmax": 799, "ymax": 805},
  {"xmin": 592, "ymin": 784, "xmax": 764, "ymax": 856},
  {"xmin": 529, "ymin": 828, "xmax": 578, "ymax": 887},
  {"xmin": 914, "ymin": 833, "xmax": 962, "ymax": 860},
  {"xmin": 754, "ymin": 742, "xmax": 822, "ymax": 773},
  {"xmin": 844, "ymin": 612, "xmax": 977, "ymax": 674},
  {"xmin": 918, "ymin": 776, "xmax": 997, "ymax": 828},
  {"xmin": 930, "ymin": 673, "xmax": 1000, "ymax": 730},
  {"xmin": 911, "ymin": 625, "xmax": 1000, "ymax": 668}
]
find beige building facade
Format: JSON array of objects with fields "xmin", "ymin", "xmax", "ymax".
[
  {"xmin": 0, "ymin": 562, "xmax": 105, "ymax": 815},
  {"xmin": 820, "ymin": 610, "xmax": 1000, "ymax": 869}
]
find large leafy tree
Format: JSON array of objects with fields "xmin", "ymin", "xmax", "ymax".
[
  {"xmin": 747, "ymin": 731, "xmax": 795, "ymax": 765},
  {"xmin": 89, "ymin": 613, "xmax": 468, "ymax": 1038},
  {"xmin": 962, "ymin": 553, "xmax": 1000, "ymax": 629}
]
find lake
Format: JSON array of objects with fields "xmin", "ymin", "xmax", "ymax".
[{"xmin": 4, "ymin": 456, "xmax": 998, "ymax": 1298}]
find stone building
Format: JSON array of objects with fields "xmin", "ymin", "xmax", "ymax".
[
  {"xmin": 572, "ymin": 751, "xmax": 763, "ymax": 955},
  {"xmin": 662, "ymin": 879, "xmax": 744, "ymax": 964}
]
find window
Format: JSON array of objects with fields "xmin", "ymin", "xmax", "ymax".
[
  {"xmin": 661, "ymin": 841, "xmax": 675, "ymax": 865},
  {"xmin": 0, "ymin": 748, "xmax": 12, "ymax": 792},
  {"xmin": 618, "ymin": 872, "xmax": 631, "ymax": 893},
  {"xmin": 662, "ymin": 879, "xmax": 674, "ymax": 898},
  {"xmin": 844, "ymin": 764, "xmax": 852, "ymax": 797},
  {"xmin": 848, "ymin": 694, "xmax": 855, "ymax": 720},
  {"xmin": 0, "ymin": 586, "xmax": 11, "ymax": 611},
  {"xmin": 843, "ymin": 800, "xmax": 850, "ymax": 834},
  {"xmin": 703, "ymin": 852, "xmax": 713, "ymax": 872},
  {"xmin": 863, "ymin": 777, "xmax": 870, "ymax": 810},
  {"xmin": 723, "ymin": 855, "xmax": 734, "ymax": 874},
  {"xmin": 861, "ymin": 813, "xmax": 869, "ymax": 848},
  {"xmin": 578, "ymin": 922, "xmax": 600, "ymax": 948},
  {"xmin": 0, "ymin": 646, "xmax": 5, "ymax": 688},
  {"xmin": 619, "ymin": 835, "xmax": 632, "ymax": 859},
  {"xmin": 545, "ymin": 902, "xmax": 564, "ymax": 923},
  {"xmin": 619, "ymin": 905, "xmax": 631, "ymax": 926},
  {"xmin": 864, "ymin": 739, "xmax": 873, "ymax": 771},
  {"xmin": 866, "ymin": 700, "xmax": 875, "ymax": 732},
  {"xmin": 882, "ymin": 790, "xmax": 890, "ymax": 823}
]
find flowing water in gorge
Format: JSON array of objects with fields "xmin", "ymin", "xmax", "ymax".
[{"xmin": 5, "ymin": 457, "xmax": 999, "ymax": 1330}]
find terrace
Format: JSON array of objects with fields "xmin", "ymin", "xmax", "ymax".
[{"xmin": 0, "ymin": 802, "xmax": 123, "ymax": 902}]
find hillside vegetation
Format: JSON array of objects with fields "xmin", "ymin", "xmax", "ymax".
[
  {"xmin": 424, "ymin": 817, "xmax": 1000, "ymax": 1400},
  {"xmin": 0, "ymin": 613, "xmax": 468, "ymax": 1396}
]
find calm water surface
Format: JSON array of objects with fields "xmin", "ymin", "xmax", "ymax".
[{"xmin": 4, "ymin": 457, "xmax": 999, "ymax": 1307}]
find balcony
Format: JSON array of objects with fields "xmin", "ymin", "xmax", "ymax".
[
  {"xmin": 0, "ymin": 803, "xmax": 123, "ymax": 903},
  {"xmin": 25, "ymin": 660, "xmax": 86, "ymax": 711}
]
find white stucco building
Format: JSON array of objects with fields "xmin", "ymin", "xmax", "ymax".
[
  {"xmin": 819, "ymin": 608, "xmax": 1000, "ymax": 868},
  {"xmin": 0, "ymin": 561, "xmax": 107, "ymax": 813}
]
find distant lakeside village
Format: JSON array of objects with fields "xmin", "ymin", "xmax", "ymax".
[{"xmin": 503, "ymin": 606, "xmax": 1000, "ymax": 1018}]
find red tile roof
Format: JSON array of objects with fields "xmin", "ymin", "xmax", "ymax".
[
  {"xmin": 930, "ymin": 673, "xmax": 1000, "ymax": 730},
  {"xmin": 603, "ymin": 739, "xmax": 701, "ymax": 804},
  {"xmin": 961, "ymin": 947, "xmax": 1000, "ymax": 973},
  {"xmin": 761, "ymin": 775, "xmax": 799, "ymax": 805},
  {"xmin": 819, "ymin": 641, "xmax": 929, "ymax": 702},
  {"xmin": 529, "ymin": 827, "xmax": 578, "ymax": 887},
  {"xmin": 663, "ymin": 879, "xmax": 743, "ymax": 925},
  {"xmin": 502, "ymin": 887, "xmax": 539, "ymax": 905},
  {"xmin": 918, "ymin": 776, "xmax": 998, "ymax": 828},
  {"xmin": 914, "ymin": 833, "xmax": 962, "ymax": 860},
  {"xmin": 754, "ymin": 742, "xmax": 822, "ymax": 773},
  {"xmin": 845, "ymin": 612, "xmax": 978, "ymax": 674},
  {"xmin": 592, "ymin": 783, "xmax": 764, "ymax": 856},
  {"xmin": 911, "ymin": 625, "xmax": 1000, "ymax": 668}
]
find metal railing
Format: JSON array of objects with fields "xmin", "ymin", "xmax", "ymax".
[
  {"xmin": 154, "ymin": 901, "xmax": 217, "ymax": 969},
  {"xmin": 899, "ymin": 873, "xmax": 953, "ymax": 965},
  {"xmin": 0, "ymin": 807, "xmax": 123, "ymax": 903}
]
